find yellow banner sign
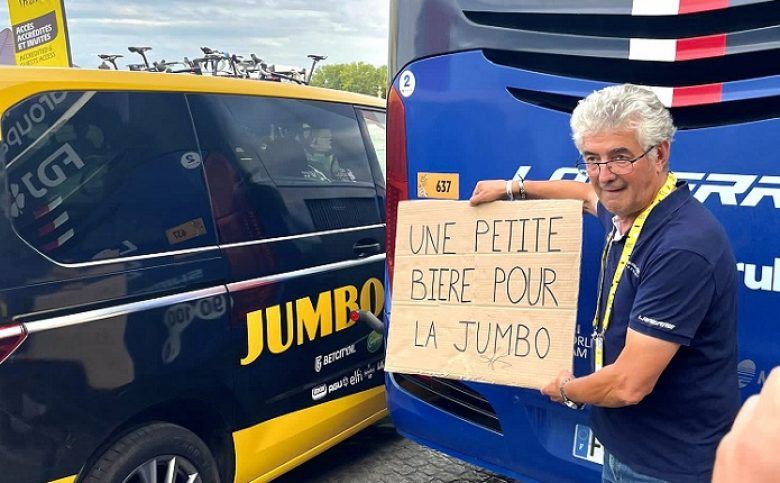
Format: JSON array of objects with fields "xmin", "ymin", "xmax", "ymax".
[
  {"xmin": 7, "ymin": 0, "xmax": 72, "ymax": 67},
  {"xmin": 385, "ymin": 199, "xmax": 583, "ymax": 389}
]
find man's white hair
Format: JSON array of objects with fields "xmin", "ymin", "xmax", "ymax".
[{"xmin": 570, "ymin": 84, "xmax": 677, "ymax": 153}]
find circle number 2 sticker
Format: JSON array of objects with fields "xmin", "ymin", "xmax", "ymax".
[
  {"xmin": 399, "ymin": 70, "xmax": 416, "ymax": 97},
  {"xmin": 181, "ymin": 152, "xmax": 202, "ymax": 169}
]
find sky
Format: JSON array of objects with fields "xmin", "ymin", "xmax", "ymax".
[{"xmin": 0, "ymin": 0, "xmax": 389, "ymax": 70}]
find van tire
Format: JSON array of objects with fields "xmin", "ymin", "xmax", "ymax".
[{"xmin": 82, "ymin": 422, "xmax": 220, "ymax": 483}]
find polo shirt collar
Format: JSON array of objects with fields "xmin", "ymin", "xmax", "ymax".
[{"xmin": 623, "ymin": 179, "xmax": 692, "ymax": 244}]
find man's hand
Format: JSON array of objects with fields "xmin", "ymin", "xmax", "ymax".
[
  {"xmin": 470, "ymin": 179, "xmax": 508, "ymax": 206},
  {"xmin": 541, "ymin": 369, "xmax": 573, "ymax": 404},
  {"xmin": 713, "ymin": 367, "xmax": 780, "ymax": 482}
]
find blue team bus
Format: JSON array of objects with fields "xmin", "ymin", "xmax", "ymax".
[{"xmin": 382, "ymin": 1, "xmax": 780, "ymax": 481}]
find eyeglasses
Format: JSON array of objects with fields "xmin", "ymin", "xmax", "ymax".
[{"xmin": 576, "ymin": 145, "xmax": 656, "ymax": 176}]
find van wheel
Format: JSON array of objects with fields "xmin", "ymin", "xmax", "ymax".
[{"xmin": 82, "ymin": 422, "xmax": 220, "ymax": 483}]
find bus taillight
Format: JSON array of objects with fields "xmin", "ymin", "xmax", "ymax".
[
  {"xmin": 0, "ymin": 323, "xmax": 27, "ymax": 365},
  {"xmin": 386, "ymin": 86, "xmax": 409, "ymax": 289}
]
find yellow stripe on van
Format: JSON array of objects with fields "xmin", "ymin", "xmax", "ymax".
[
  {"xmin": 48, "ymin": 476, "xmax": 76, "ymax": 483},
  {"xmin": 233, "ymin": 386, "xmax": 387, "ymax": 483}
]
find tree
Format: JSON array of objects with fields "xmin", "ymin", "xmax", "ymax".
[{"xmin": 310, "ymin": 62, "xmax": 387, "ymax": 98}]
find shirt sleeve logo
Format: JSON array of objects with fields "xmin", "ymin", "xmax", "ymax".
[{"xmin": 638, "ymin": 315, "xmax": 676, "ymax": 331}]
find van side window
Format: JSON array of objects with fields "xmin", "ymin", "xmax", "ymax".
[
  {"xmin": 189, "ymin": 94, "xmax": 383, "ymax": 243},
  {"xmin": 358, "ymin": 109, "xmax": 387, "ymax": 181},
  {"xmin": 0, "ymin": 91, "xmax": 216, "ymax": 264}
]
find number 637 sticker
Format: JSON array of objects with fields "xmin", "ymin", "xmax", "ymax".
[{"xmin": 417, "ymin": 172, "xmax": 459, "ymax": 200}]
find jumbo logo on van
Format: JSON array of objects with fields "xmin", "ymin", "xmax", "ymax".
[{"xmin": 240, "ymin": 278, "xmax": 384, "ymax": 366}]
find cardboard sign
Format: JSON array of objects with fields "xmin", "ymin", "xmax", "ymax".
[
  {"xmin": 385, "ymin": 199, "xmax": 583, "ymax": 389},
  {"xmin": 7, "ymin": 0, "xmax": 72, "ymax": 67}
]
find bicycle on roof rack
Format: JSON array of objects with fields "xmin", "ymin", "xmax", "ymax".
[
  {"xmin": 97, "ymin": 45, "xmax": 327, "ymax": 85},
  {"xmin": 305, "ymin": 54, "xmax": 327, "ymax": 84},
  {"xmin": 127, "ymin": 46, "xmax": 153, "ymax": 71},
  {"xmin": 97, "ymin": 54, "xmax": 123, "ymax": 70},
  {"xmin": 195, "ymin": 46, "xmax": 241, "ymax": 77},
  {"xmin": 153, "ymin": 58, "xmax": 203, "ymax": 75}
]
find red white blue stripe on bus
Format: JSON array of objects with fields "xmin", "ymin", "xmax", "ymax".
[
  {"xmin": 459, "ymin": 2, "xmax": 779, "ymax": 62},
  {"xmin": 481, "ymin": 51, "xmax": 780, "ymax": 107},
  {"xmin": 460, "ymin": 0, "xmax": 768, "ymax": 15},
  {"xmin": 628, "ymin": 26, "xmax": 780, "ymax": 62}
]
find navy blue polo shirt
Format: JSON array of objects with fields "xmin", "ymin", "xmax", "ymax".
[{"xmin": 590, "ymin": 181, "xmax": 739, "ymax": 483}]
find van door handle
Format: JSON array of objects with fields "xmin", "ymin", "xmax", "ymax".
[{"xmin": 353, "ymin": 240, "xmax": 382, "ymax": 257}]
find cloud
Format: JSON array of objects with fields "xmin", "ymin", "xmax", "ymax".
[{"xmin": 0, "ymin": 0, "xmax": 389, "ymax": 70}]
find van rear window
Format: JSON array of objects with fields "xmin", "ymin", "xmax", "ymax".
[{"xmin": 0, "ymin": 91, "xmax": 216, "ymax": 264}]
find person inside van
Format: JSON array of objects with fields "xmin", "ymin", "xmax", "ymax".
[
  {"xmin": 470, "ymin": 84, "xmax": 739, "ymax": 483},
  {"xmin": 263, "ymin": 123, "xmax": 329, "ymax": 182}
]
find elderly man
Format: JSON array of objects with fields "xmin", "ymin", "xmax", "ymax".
[{"xmin": 470, "ymin": 84, "xmax": 739, "ymax": 483}]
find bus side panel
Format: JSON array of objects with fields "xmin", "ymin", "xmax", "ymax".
[{"xmin": 386, "ymin": 49, "xmax": 780, "ymax": 480}]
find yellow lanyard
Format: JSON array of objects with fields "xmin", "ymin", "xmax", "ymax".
[{"xmin": 592, "ymin": 173, "xmax": 677, "ymax": 371}]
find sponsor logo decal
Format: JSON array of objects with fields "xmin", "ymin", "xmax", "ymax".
[
  {"xmin": 736, "ymin": 359, "xmax": 773, "ymax": 389},
  {"xmin": 0, "ymin": 91, "xmax": 69, "ymax": 157},
  {"xmin": 9, "ymin": 183, "xmax": 25, "ymax": 217},
  {"xmin": 328, "ymin": 376, "xmax": 351, "ymax": 395},
  {"xmin": 367, "ymin": 330, "xmax": 383, "ymax": 353},
  {"xmin": 327, "ymin": 366, "xmax": 369, "ymax": 396},
  {"xmin": 678, "ymin": 172, "xmax": 780, "ymax": 208},
  {"xmin": 625, "ymin": 261, "xmax": 640, "ymax": 278},
  {"xmin": 311, "ymin": 384, "xmax": 327, "ymax": 401},
  {"xmin": 737, "ymin": 258, "xmax": 780, "ymax": 293},
  {"xmin": 364, "ymin": 365, "xmax": 375, "ymax": 379},
  {"xmin": 637, "ymin": 315, "xmax": 676, "ymax": 330},
  {"xmin": 312, "ymin": 362, "xmax": 382, "ymax": 402},
  {"xmin": 738, "ymin": 359, "xmax": 756, "ymax": 389},
  {"xmin": 520, "ymin": 166, "xmax": 780, "ymax": 209},
  {"xmin": 12, "ymin": 142, "xmax": 85, "ymax": 205},
  {"xmin": 240, "ymin": 278, "xmax": 384, "ymax": 366},
  {"xmin": 314, "ymin": 343, "xmax": 357, "ymax": 373}
]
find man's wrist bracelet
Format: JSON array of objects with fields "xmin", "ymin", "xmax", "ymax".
[
  {"xmin": 506, "ymin": 178, "xmax": 527, "ymax": 201},
  {"xmin": 505, "ymin": 180, "xmax": 514, "ymax": 201},
  {"xmin": 517, "ymin": 177, "xmax": 527, "ymax": 200},
  {"xmin": 560, "ymin": 377, "xmax": 584, "ymax": 410}
]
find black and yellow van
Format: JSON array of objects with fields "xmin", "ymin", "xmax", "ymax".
[{"xmin": 0, "ymin": 67, "xmax": 387, "ymax": 483}]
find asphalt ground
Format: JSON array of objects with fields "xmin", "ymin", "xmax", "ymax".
[{"xmin": 274, "ymin": 418, "xmax": 518, "ymax": 483}]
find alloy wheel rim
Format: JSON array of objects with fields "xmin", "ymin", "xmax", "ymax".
[{"xmin": 122, "ymin": 455, "xmax": 201, "ymax": 483}]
